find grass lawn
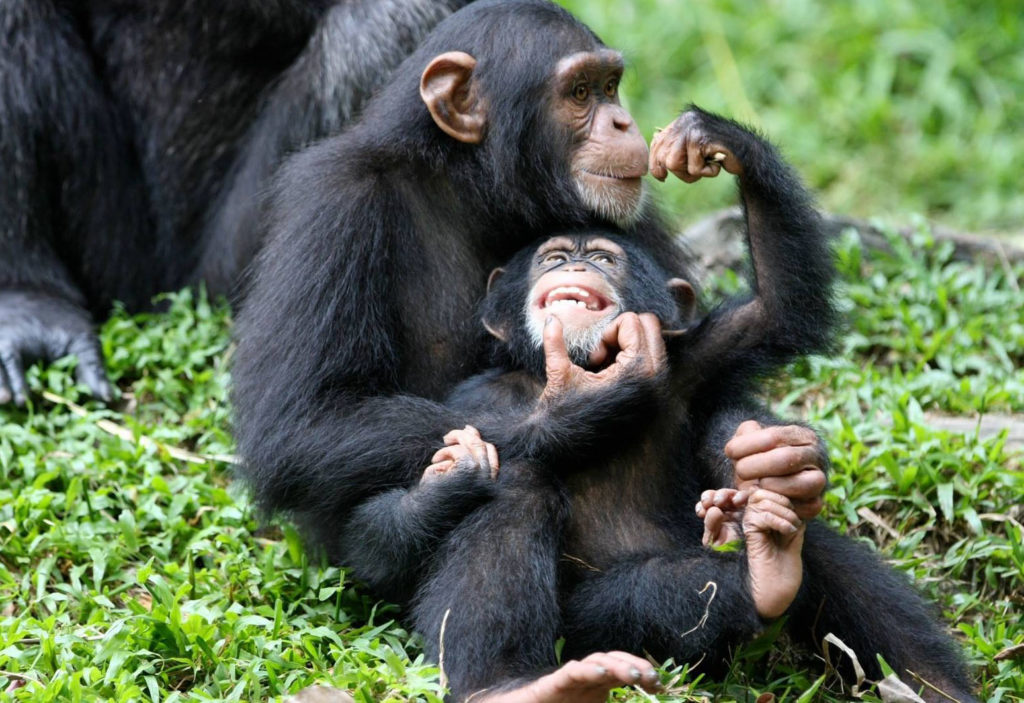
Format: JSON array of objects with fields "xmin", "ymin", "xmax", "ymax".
[{"xmin": 1, "ymin": 225, "xmax": 1021, "ymax": 701}]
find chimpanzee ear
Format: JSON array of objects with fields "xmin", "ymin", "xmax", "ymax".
[
  {"xmin": 486, "ymin": 267, "xmax": 505, "ymax": 294},
  {"xmin": 420, "ymin": 51, "xmax": 487, "ymax": 144},
  {"xmin": 481, "ymin": 267, "xmax": 508, "ymax": 341},
  {"xmin": 667, "ymin": 277, "xmax": 696, "ymax": 320}
]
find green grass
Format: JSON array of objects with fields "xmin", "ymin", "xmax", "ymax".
[
  {"xmin": 557, "ymin": 0, "xmax": 1024, "ymax": 237},
  {"xmin": 1, "ymin": 225, "xmax": 1021, "ymax": 701}
]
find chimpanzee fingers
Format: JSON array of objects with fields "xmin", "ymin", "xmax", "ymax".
[
  {"xmin": 596, "ymin": 314, "xmax": 626, "ymax": 355},
  {"xmin": 0, "ymin": 342, "xmax": 28, "ymax": 406},
  {"xmin": 648, "ymin": 129, "xmax": 669, "ymax": 181},
  {"xmin": 459, "ymin": 425, "xmax": 493, "ymax": 475},
  {"xmin": 591, "ymin": 651, "xmax": 661, "ymax": 689},
  {"xmin": 744, "ymin": 490, "xmax": 801, "ymax": 535},
  {"xmin": 430, "ymin": 445, "xmax": 459, "ymax": 464},
  {"xmin": 541, "ymin": 316, "xmax": 573, "ymax": 387},
  {"xmin": 702, "ymin": 505, "xmax": 726, "ymax": 546},
  {"xmin": 733, "ymin": 444, "xmax": 824, "ymax": 482},
  {"xmin": 68, "ymin": 333, "xmax": 113, "ymax": 402},
  {"xmin": 698, "ymin": 489, "xmax": 716, "ymax": 512},
  {"xmin": 725, "ymin": 423, "xmax": 816, "ymax": 460},
  {"xmin": 744, "ymin": 508, "xmax": 800, "ymax": 537},
  {"xmin": 422, "ymin": 460, "xmax": 454, "ymax": 478},
  {"xmin": 759, "ymin": 468, "xmax": 827, "ymax": 506},
  {"xmin": 635, "ymin": 312, "xmax": 667, "ymax": 372},
  {"xmin": 609, "ymin": 313, "xmax": 658, "ymax": 366},
  {"xmin": 685, "ymin": 140, "xmax": 711, "ymax": 179},
  {"xmin": 486, "ymin": 441, "xmax": 499, "ymax": 478}
]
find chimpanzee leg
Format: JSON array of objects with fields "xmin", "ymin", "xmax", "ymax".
[
  {"xmin": 199, "ymin": 0, "xmax": 465, "ymax": 296},
  {"xmin": 0, "ymin": 0, "xmax": 151, "ymax": 405},
  {"xmin": 412, "ymin": 480, "xmax": 567, "ymax": 701},
  {"xmin": 561, "ymin": 549, "xmax": 764, "ymax": 670},
  {"xmin": 1, "ymin": 0, "xmax": 153, "ymax": 312},
  {"xmin": 790, "ymin": 522, "xmax": 977, "ymax": 702}
]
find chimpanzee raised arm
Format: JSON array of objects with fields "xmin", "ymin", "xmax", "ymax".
[{"xmin": 648, "ymin": 106, "xmax": 836, "ymax": 420}]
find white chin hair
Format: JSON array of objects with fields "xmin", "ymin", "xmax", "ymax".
[
  {"xmin": 577, "ymin": 178, "xmax": 646, "ymax": 226},
  {"xmin": 527, "ymin": 312, "xmax": 617, "ymax": 364}
]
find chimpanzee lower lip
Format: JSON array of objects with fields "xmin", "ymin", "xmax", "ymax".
[{"xmin": 579, "ymin": 169, "xmax": 644, "ymax": 182}]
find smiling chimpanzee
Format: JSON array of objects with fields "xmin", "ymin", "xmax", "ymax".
[
  {"xmin": 0, "ymin": 0, "xmax": 470, "ymax": 406},
  {"xmin": 385, "ymin": 229, "xmax": 975, "ymax": 702},
  {"xmin": 232, "ymin": 0, "xmax": 973, "ymax": 700}
]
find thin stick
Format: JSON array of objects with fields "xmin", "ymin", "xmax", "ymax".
[
  {"xmin": 438, "ymin": 608, "xmax": 452, "ymax": 692},
  {"xmin": 906, "ymin": 669, "xmax": 962, "ymax": 703},
  {"xmin": 41, "ymin": 391, "xmax": 238, "ymax": 465},
  {"xmin": 678, "ymin": 581, "xmax": 717, "ymax": 638}
]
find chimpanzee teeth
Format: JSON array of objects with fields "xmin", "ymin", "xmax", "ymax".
[{"xmin": 549, "ymin": 286, "xmax": 590, "ymax": 298}]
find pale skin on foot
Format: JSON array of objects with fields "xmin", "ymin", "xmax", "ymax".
[
  {"xmin": 473, "ymin": 651, "xmax": 660, "ymax": 703},
  {"xmin": 698, "ymin": 486, "xmax": 805, "ymax": 619}
]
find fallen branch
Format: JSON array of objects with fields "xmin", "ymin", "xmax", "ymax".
[{"xmin": 41, "ymin": 391, "xmax": 239, "ymax": 465}]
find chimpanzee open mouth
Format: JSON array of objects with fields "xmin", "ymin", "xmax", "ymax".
[{"xmin": 539, "ymin": 285, "xmax": 612, "ymax": 312}]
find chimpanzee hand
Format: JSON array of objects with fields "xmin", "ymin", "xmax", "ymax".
[
  {"xmin": 743, "ymin": 488, "xmax": 805, "ymax": 619},
  {"xmin": 422, "ymin": 425, "xmax": 500, "ymax": 484},
  {"xmin": 540, "ymin": 313, "xmax": 666, "ymax": 404},
  {"xmin": 0, "ymin": 292, "xmax": 113, "ymax": 406},
  {"xmin": 724, "ymin": 420, "xmax": 828, "ymax": 520},
  {"xmin": 696, "ymin": 487, "xmax": 747, "ymax": 547},
  {"xmin": 648, "ymin": 108, "xmax": 744, "ymax": 183}
]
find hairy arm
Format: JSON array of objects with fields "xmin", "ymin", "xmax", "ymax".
[
  {"xmin": 651, "ymin": 106, "xmax": 837, "ymax": 389},
  {"xmin": 231, "ymin": 146, "xmax": 500, "ymax": 595}
]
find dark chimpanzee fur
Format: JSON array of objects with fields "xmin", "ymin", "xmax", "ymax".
[
  {"xmin": 230, "ymin": 1, "xmax": 976, "ymax": 700},
  {"xmin": 336, "ymin": 123, "xmax": 976, "ymax": 702},
  {"xmin": 0, "ymin": 0, "xmax": 470, "ymax": 405},
  {"xmin": 412, "ymin": 235, "xmax": 974, "ymax": 701}
]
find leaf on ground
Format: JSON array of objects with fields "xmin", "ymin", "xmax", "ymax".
[
  {"xmin": 994, "ymin": 643, "xmax": 1024, "ymax": 661},
  {"xmin": 876, "ymin": 675, "xmax": 925, "ymax": 703}
]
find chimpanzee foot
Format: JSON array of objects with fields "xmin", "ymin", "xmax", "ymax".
[{"xmin": 475, "ymin": 651, "xmax": 659, "ymax": 703}]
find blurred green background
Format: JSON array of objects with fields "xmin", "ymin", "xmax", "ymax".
[{"xmin": 557, "ymin": 0, "xmax": 1023, "ymax": 238}]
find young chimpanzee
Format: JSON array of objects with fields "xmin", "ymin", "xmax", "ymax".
[
  {"xmin": 394, "ymin": 230, "xmax": 975, "ymax": 703},
  {"xmin": 341, "ymin": 112, "xmax": 977, "ymax": 702}
]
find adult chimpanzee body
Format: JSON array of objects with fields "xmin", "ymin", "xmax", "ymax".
[{"xmin": 0, "ymin": 0, "xmax": 470, "ymax": 405}]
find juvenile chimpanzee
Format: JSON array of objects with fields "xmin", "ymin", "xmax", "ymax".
[
  {"xmin": 234, "ymin": 0, "xmax": 827, "ymax": 590},
  {"xmin": 0, "ymin": 0, "xmax": 470, "ymax": 405},
  {"xmin": 382, "ymin": 229, "xmax": 975, "ymax": 702}
]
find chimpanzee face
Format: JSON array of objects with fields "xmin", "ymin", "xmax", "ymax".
[
  {"xmin": 524, "ymin": 235, "xmax": 626, "ymax": 359},
  {"xmin": 551, "ymin": 50, "xmax": 649, "ymax": 225}
]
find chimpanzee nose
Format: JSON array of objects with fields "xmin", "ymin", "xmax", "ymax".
[{"xmin": 563, "ymin": 263, "xmax": 587, "ymax": 271}]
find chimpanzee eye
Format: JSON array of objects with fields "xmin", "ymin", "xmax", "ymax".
[
  {"xmin": 543, "ymin": 252, "xmax": 569, "ymax": 264},
  {"xmin": 572, "ymin": 83, "xmax": 590, "ymax": 102},
  {"xmin": 603, "ymin": 79, "xmax": 618, "ymax": 98},
  {"xmin": 590, "ymin": 252, "xmax": 614, "ymax": 264}
]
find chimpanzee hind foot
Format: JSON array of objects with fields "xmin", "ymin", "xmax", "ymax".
[{"xmin": 474, "ymin": 652, "xmax": 660, "ymax": 703}]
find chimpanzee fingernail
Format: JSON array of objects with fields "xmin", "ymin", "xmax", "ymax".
[
  {"xmin": 630, "ymin": 667, "xmax": 642, "ymax": 679},
  {"xmin": 545, "ymin": 316, "xmax": 554, "ymax": 326},
  {"xmin": 594, "ymin": 665, "xmax": 607, "ymax": 675}
]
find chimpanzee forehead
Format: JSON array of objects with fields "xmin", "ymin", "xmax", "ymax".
[{"xmin": 553, "ymin": 49, "xmax": 624, "ymax": 82}]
